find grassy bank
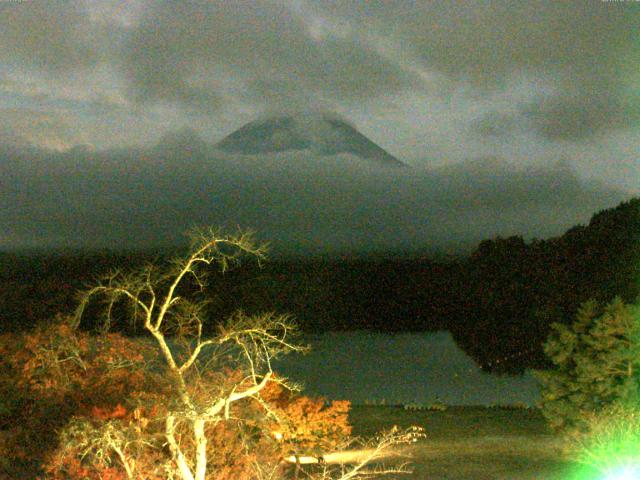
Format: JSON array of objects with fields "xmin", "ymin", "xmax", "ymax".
[{"xmin": 348, "ymin": 406, "xmax": 577, "ymax": 479}]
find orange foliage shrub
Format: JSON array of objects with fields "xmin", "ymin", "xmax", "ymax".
[
  {"xmin": 0, "ymin": 320, "xmax": 352, "ymax": 479},
  {"xmin": 261, "ymin": 380, "xmax": 352, "ymax": 454},
  {"xmin": 189, "ymin": 374, "xmax": 352, "ymax": 480},
  {"xmin": 0, "ymin": 318, "xmax": 163, "ymax": 478}
]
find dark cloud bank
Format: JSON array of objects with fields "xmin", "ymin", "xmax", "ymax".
[
  {"xmin": 1, "ymin": 133, "xmax": 631, "ymax": 255},
  {"xmin": 116, "ymin": 0, "xmax": 640, "ymax": 139},
  {"xmin": 2, "ymin": 0, "xmax": 638, "ymax": 145}
]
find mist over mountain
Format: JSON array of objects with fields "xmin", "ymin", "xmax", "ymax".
[
  {"xmin": 216, "ymin": 112, "xmax": 404, "ymax": 167},
  {"xmin": 0, "ymin": 128, "xmax": 632, "ymax": 254}
]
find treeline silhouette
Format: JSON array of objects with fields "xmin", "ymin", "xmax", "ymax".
[{"xmin": 1, "ymin": 198, "xmax": 638, "ymax": 374}]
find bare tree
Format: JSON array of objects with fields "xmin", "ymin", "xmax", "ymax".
[
  {"xmin": 71, "ymin": 228, "xmax": 421, "ymax": 480},
  {"xmin": 281, "ymin": 426, "xmax": 424, "ymax": 480}
]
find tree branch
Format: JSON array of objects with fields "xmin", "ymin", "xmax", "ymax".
[{"xmin": 178, "ymin": 340, "xmax": 216, "ymax": 374}]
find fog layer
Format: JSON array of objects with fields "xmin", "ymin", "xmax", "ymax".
[{"xmin": 1, "ymin": 136, "xmax": 630, "ymax": 254}]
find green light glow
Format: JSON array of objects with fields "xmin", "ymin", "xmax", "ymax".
[
  {"xmin": 603, "ymin": 464, "xmax": 640, "ymax": 480},
  {"xmin": 566, "ymin": 401, "xmax": 640, "ymax": 480},
  {"xmin": 564, "ymin": 422, "xmax": 640, "ymax": 479}
]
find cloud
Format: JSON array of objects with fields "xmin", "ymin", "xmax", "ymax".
[
  {"xmin": 330, "ymin": 1, "xmax": 637, "ymax": 85},
  {"xmin": 471, "ymin": 111, "xmax": 519, "ymax": 138},
  {"xmin": 0, "ymin": 108, "xmax": 87, "ymax": 150},
  {"xmin": 118, "ymin": 0, "xmax": 416, "ymax": 113},
  {"xmin": 522, "ymin": 91, "xmax": 640, "ymax": 141},
  {"xmin": 320, "ymin": 0, "xmax": 640, "ymax": 140},
  {"xmin": 0, "ymin": 0, "xmax": 638, "ymax": 162},
  {"xmin": 117, "ymin": 0, "xmax": 639, "ymax": 140},
  {"xmin": 474, "ymin": 90, "xmax": 640, "ymax": 141},
  {"xmin": 0, "ymin": 136, "xmax": 630, "ymax": 253},
  {"xmin": 0, "ymin": 1, "xmax": 103, "ymax": 72}
]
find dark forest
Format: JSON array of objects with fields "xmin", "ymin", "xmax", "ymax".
[{"xmin": 2, "ymin": 197, "xmax": 638, "ymax": 375}]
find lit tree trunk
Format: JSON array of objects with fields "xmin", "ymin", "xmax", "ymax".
[
  {"xmin": 166, "ymin": 415, "xmax": 196, "ymax": 480},
  {"xmin": 193, "ymin": 418, "xmax": 207, "ymax": 480}
]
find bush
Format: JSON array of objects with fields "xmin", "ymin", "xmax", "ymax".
[
  {"xmin": 535, "ymin": 297, "xmax": 640, "ymax": 432},
  {"xmin": 1, "ymin": 229, "xmax": 417, "ymax": 480},
  {"xmin": 0, "ymin": 319, "xmax": 355, "ymax": 479},
  {"xmin": 0, "ymin": 318, "xmax": 161, "ymax": 477}
]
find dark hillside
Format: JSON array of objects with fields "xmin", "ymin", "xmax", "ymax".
[
  {"xmin": 1, "ymin": 198, "xmax": 637, "ymax": 374},
  {"xmin": 449, "ymin": 197, "xmax": 640, "ymax": 372}
]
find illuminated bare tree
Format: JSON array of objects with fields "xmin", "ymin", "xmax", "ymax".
[{"xmin": 71, "ymin": 228, "xmax": 421, "ymax": 480}]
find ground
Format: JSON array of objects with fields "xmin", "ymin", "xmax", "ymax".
[{"xmin": 348, "ymin": 406, "xmax": 578, "ymax": 480}]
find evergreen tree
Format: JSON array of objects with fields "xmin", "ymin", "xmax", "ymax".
[{"xmin": 536, "ymin": 297, "xmax": 640, "ymax": 432}]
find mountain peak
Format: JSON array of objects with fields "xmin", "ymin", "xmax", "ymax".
[{"xmin": 216, "ymin": 112, "xmax": 404, "ymax": 166}]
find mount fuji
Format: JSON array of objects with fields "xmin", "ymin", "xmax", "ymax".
[{"xmin": 216, "ymin": 112, "xmax": 404, "ymax": 167}]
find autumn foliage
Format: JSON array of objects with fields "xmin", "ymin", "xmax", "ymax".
[
  {"xmin": 0, "ymin": 230, "xmax": 423, "ymax": 480},
  {"xmin": 0, "ymin": 317, "xmax": 161, "ymax": 478},
  {"xmin": 0, "ymin": 318, "xmax": 351, "ymax": 479}
]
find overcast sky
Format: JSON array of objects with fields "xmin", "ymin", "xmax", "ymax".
[{"xmin": 1, "ymin": 0, "xmax": 638, "ymax": 253}]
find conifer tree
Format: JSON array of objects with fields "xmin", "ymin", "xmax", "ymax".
[{"xmin": 536, "ymin": 297, "xmax": 640, "ymax": 432}]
